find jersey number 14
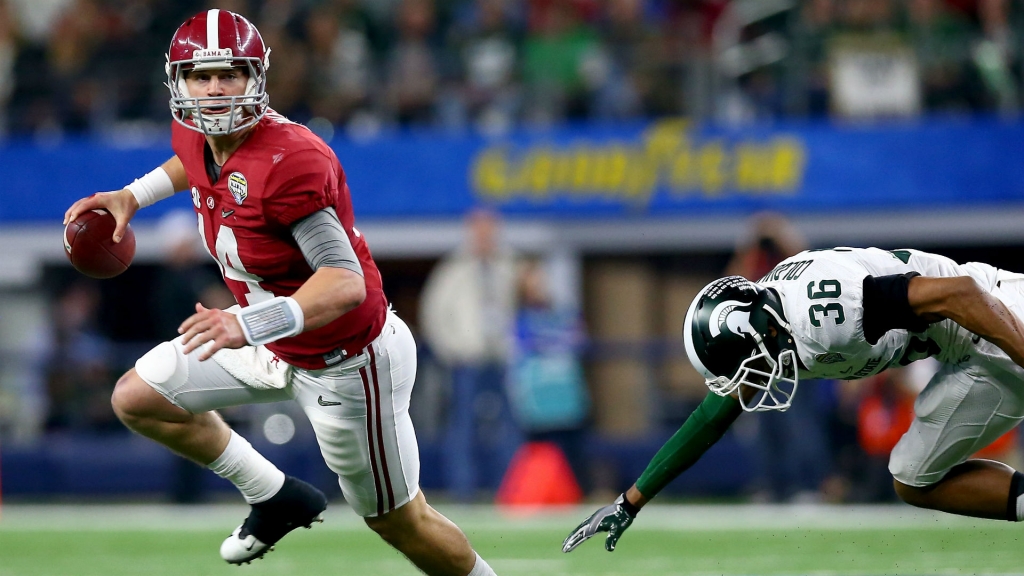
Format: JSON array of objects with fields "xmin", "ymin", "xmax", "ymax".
[{"xmin": 198, "ymin": 215, "xmax": 274, "ymax": 305}]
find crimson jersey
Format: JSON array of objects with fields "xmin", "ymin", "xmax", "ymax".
[{"xmin": 171, "ymin": 110, "xmax": 387, "ymax": 369}]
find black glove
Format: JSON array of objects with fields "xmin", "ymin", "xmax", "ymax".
[{"xmin": 561, "ymin": 493, "xmax": 638, "ymax": 553}]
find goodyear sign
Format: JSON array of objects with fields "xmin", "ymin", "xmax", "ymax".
[
  {"xmin": 3, "ymin": 119, "xmax": 1024, "ymax": 222},
  {"xmin": 471, "ymin": 120, "xmax": 806, "ymax": 207}
]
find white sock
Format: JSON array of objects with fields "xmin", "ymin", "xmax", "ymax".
[
  {"xmin": 1016, "ymin": 492, "xmax": 1024, "ymax": 521},
  {"xmin": 208, "ymin": 430, "xmax": 286, "ymax": 504},
  {"xmin": 467, "ymin": 553, "xmax": 496, "ymax": 576}
]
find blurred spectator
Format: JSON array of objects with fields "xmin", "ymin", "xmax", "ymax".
[
  {"xmin": 840, "ymin": 0, "xmax": 899, "ymax": 32},
  {"xmin": 964, "ymin": 0, "xmax": 1018, "ymax": 112},
  {"xmin": 303, "ymin": 1, "xmax": 380, "ymax": 128},
  {"xmin": 908, "ymin": 0, "xmax": 986, "ymax": 113},
  {"xmin": 823, "ymin": 0, "xmax": 921, "ymax": 119},
  {"xmin": 419, "ymin": 208, "xmax": 522, "ymax": 501},
  {"xmin": 385, "ymin": 0, "xmax": 441, "ymax": 127},
  {"xmin": 509, "ymin": 258, "xmax": 590, "ymax": 490},
  {"xmin": 0, "ymin": 292, "xmax": 49, "ymax": 444},
  {"xmin": 592, "ymin": 0, "xmax": 658, "ymax": 120},
  {"xmin": 1, "ymin": 0, "xmax": 1022, "ymax": 134},
  {"xmin": 51, "ymin": 0, "xmax": 106, "ymax": 131},
  {"xmin": 206, "ymin": 0, "xmax": 248, "ymax": 14},
  {"xmin": 726, "ymin": 212, "xmax": 832, "ymax": 503},
  {"xmin": 0, "ymin": 0, "xmax": 16, "ymax": 136},
  {"xmin": 725, "ymin": 212, "xmax": 806, "ymax": 282},
  {"xmin": 446, "ymin": 0, "xmax": 524, "ymax": 133},
  {"xmin": 44, "ymin": 280, "xmax": 118, "ymax": 431},
  {"xmin": 257, "ymin": 9, "xmax": 310, "ymax": 122},
  {"xmin": 521, "ymin": 0, "xmax": 603, "ymax": 124},
  {"xmin": 795, "ymin": 0, "xmax": 837, "ymax": 116}
]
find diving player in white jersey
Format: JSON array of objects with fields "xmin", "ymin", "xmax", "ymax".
[{"xmin": 564, "ymin": 247, "xmax": 1024, "ymax": 552}]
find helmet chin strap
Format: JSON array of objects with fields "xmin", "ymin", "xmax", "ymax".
[
  {"xmin": 196, "ymin": 107, "xmax": 240, "ymax": 135},
  {"xmin": 761, "ymin": 302, "xmax": 792, "ymax": 334}
]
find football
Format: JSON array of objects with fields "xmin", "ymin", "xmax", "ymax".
[{"xmin": 63, "ymin": 209, "xmax": 136, "ymax": 279}]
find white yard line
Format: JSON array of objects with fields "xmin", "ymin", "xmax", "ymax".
[{"xmin": 0, "ymin": 503, "xmax": 1002, "ymax": 532}]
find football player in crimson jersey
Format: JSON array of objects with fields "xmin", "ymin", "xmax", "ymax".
[
  {"xmin": 564, "ymin": 247, "xmax": 1024, "ymax": 553},
  {"xmin": 63, "ymin": 10, "xmax": 497, "ymax": 575}
]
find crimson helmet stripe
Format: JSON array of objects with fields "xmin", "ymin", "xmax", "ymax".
[
  {"xmin": 206, "ymin": 9, "xmax": 220, "ymax": 50},
  {"xmin": 169, "ymin": 9, "xmax": 266, "ymax": 63}
]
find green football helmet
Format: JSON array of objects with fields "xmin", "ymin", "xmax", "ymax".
[{"xmin": 683, "ymin": 276, "xmax": 799, "ymax": 412}]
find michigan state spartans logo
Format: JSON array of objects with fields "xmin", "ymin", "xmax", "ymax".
[
  {"xmin": 815, "ymin": 352, "xmax": 846, "ymax": 364},
  {"xmin": 709, "ymin": 301, "xmax": 756, "ymax": 338}
]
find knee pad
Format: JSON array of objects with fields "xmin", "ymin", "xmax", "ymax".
[{"xmin": 135, "ymin": 340, "xmax": 188, "ymax": 393}]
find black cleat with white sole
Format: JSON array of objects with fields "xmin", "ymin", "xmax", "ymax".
[{"xmin": 220, "ymin": 476, "xmax": 328, "ymax": 565}]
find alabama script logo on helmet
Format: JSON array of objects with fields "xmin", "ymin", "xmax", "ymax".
[{"xmin": 165, "ymin": 9, "xmax": 271, "ymax": 135}]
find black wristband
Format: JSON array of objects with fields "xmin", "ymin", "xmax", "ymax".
[{"xmin": 619, "ymin": 493, "xmax": 641, "ymax": 518}]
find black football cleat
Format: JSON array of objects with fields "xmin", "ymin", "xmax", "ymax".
[{"xmin": 220, "ymin": 476, "xmax": 328, "ymax": 564}]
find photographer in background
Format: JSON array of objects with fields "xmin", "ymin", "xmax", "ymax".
[{"xmin": 725, "ymin": 213, "xmax": 833, "ymax": 503}]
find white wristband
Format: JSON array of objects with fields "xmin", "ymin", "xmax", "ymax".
[
  {"xmin": 125, "ymin": 167, "xmax": 175, "ymax": 208},
  {"xmin": 238, "ymin": 296, "xmax": 305, "ymax": 346}
]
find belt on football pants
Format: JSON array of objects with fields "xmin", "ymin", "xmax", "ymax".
[{"xmin": 323, "ymin": 346, "xmax": 364, "ymax": 367}]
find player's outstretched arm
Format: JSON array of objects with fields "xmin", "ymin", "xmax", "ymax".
[
  {"xmin": 909, "ymin": 275, "xmax": 1024, "ymax": 369},
  {"xmin": 562, "ymin": 392, "xmax": 742, "ymax": 553},
  {"xmin": 64, "ymin": 156, "xmax": 187, "ymax": 243}
]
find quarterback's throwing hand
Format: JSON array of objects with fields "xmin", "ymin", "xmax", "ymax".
[
  {"xmin": 63, "ymin": 189, "xmax": 140, "ymax": 244},
  {"xmin": 562, "ymin": 494, "xmax": 636, "ymax": 553}
]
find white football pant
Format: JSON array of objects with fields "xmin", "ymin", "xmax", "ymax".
[{"xmin": 135, "ymin": 309, "xmax": 420, "ymax": 517}]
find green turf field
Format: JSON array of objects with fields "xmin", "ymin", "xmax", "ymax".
[{"xmin": 1, "ymin": 501, "xmax": 1022, "ymax": 575}]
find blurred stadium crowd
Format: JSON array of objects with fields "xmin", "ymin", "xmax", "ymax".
[{"xmin": 0, "ymin": 0, "xmax": 1021, "ymax": 139}]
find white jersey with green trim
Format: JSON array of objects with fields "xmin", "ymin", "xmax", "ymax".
[{"xmin": 757, "ymin": 247, "xmax": 1000, "ymax": 380}]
